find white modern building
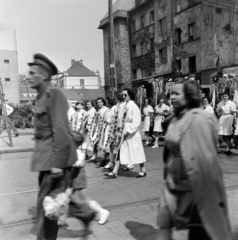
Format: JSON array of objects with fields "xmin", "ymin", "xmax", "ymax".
[
  {"xmin": 59, "ymin": 60, "xmax": 101, "ymax": 89},
  {"xmin": 0, "ymin": 50, "xmax": 19, "ymax": 104}
]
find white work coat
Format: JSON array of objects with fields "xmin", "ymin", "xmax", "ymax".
[{"xmin": 120, "ymin": 101, "xmax": 146, "ymax": 165}]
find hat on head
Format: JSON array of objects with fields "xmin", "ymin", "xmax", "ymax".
[
  {"xmin": 75, "ymin": 102, "xmax": 84, "ymax": 108},
  {"xmin": 28, "ymin": 53, "xmax": 58, "ymax": 76}
]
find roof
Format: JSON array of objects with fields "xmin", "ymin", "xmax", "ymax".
[
  {"xmin": 66, "ymin": 61, "xmax": 96, "ymax": 77},
  {"xmin": 61, "ymin": 89, "xmax": 105, "ymax": 101},
  {"xmin": 98, "ymin": 0, "xmax": 135, "ymax": 29}
]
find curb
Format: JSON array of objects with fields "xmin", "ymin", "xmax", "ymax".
[{"xmin": 0, "ymin": 147, "xmax": 35, "ymax": 154}]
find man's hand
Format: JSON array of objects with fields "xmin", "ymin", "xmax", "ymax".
[{"xmin": 51, "ymin": 168, "xmax": 63, "ymax": 178}]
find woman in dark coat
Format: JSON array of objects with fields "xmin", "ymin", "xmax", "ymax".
[{"xmin": 156, "ymin": 78, "xmax": 232, "ymax": 240}]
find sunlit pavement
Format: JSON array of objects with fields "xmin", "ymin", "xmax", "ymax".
[{"xmin": 0, "ymin": 127, "xmax": 238, "ymax": 239}]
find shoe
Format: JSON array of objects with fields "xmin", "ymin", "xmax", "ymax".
[
  {"xmin": 144, "ymin": 141, "xmax": 149, "ymax": 146},
  {"xmin": 223, "ymin": 149, "xmax": 232, "ymax": 155},
  {"xmin": 104, "ymin": 172, "xmax": 117, "ymax": 178},
  {"xmin": 88, "ymin": 156, "xmax": 97, "ymax": 163},
  {"xmin": 15, "ymin": 133, "xmax": 19, "ymax": 137},
  {"xmin": 123, "ymin": 165, "xmax": 134, "ymax": 171},
  {"xmin": 103, "ymin": 162, "xmax": 114, "ymax": 170},
  {"xmin": 85, "ymin": 154, "xmax": 89, "ymax": 160},
  {"xmin": 135, "ymin": 171, "xmax": 147, "ymax": 178},
  {"xmin": 152, "ymin": 144, "xmax": 158, "ymax": 148},
  {"xmin": 58, "ymin": 220, "xmax": 68, "ymax": 227},
  {"xmin": 98, "ymin": 209, "xmax": 110, "ymax": 225}
]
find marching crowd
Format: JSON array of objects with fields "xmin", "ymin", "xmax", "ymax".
[
  {"xmin": 27, "ymin": 53, "xmax": 233, "ymax": 240},
  {"xmin": 67, "ymin": 89, "xmax": 147, "ymax": 179}
]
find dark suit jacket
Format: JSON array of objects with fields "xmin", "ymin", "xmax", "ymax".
[{"xmin": 31, "ymin": 87, "xmax": 77, "ymax": 172}]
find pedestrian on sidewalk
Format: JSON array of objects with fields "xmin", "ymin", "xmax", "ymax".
[
  {"xmin": 142, "ymin": 98, "xmax": 154, "ymax": 146},
  {"xmin": 157, "ymin": 78, "xmax": 232, "ymax": 240},
  {"xmin": 28, "ymin": 53, "xmax": 77, "ymax": 240},
  {"xmin": 0, "ymin": 103, "xmax": 19, "ymax": 137}
]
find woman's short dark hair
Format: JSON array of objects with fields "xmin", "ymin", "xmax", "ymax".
[
  {"xmin": 107, "ymin": 97, "xmax": 117, "ymax": 107},
  {"xmin": 116, "ymin": 92, "xmax": 124, "ymax": 102},
  {"xmin": 85, "ymin": 100, "xmax": 94, "ymax": 107},
  {"xmin": 157, "ymin": 97, "xmax": 165, "ymax": 105},
  {"xmin": 221, "ymin": 91, "xmax": 230, "ymax": 98},
  {"xmin": 123, "ymin": 88, "xmax": 135, "ymax": 101},
  {"xmin": 174, "ymin": 78, "xmax": 201, "ymax": 109},
  {"xmin": 96, "ymin": 97, "xmax": 106, "ymax": 105},
  {"xmin": 202, "ymin": 96, "xmax": 211, "ymax": 103},
  {"xmin": 144, "ymin": 98, "xmax": 151, "ymax": 104}
]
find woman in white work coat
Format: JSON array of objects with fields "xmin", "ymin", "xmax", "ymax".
[
  {"xmin": 105, "ymin": 89, "xmax": 147, "ymax": 178},
  {"xmin": 216, "ymin": 92, "xmax": 236, "ymax": 154}
]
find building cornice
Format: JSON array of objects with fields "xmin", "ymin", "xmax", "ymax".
[{"xmin": 98, "ymin": 10, "xmax": 128, "ymax": 29}]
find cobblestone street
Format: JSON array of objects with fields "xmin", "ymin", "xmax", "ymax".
[{"xmin": 0, "ymin": 131, "xmax": 238, "ymax": 239}]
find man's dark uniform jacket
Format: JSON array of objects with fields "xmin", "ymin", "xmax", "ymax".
[{"xmin": 32, "ymin": 86, "xmax": 77, "ymax": 171}]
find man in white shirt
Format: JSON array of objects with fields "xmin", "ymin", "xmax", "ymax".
[
  {"xmin": 202, "ymin": 97, "xmax": 214, "ymax": 114},
  {"xmin": 0, "ymin": 103, "xmax": 19, "ymax": 136}
]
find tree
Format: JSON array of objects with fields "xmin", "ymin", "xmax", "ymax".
[{"xmin": 19, "ymin": 74, "xmax": 31, "ymax": 101}]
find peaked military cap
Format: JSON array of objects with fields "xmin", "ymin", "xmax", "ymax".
[{"xmin": 28, "ymin": 53, "xmax": 58, "ymax": 75}]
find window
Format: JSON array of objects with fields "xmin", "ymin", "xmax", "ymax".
[
  {"xmin": 110, "ymin": 78, "xmax": 115, "ymax": 88},
  {"xmin": 158, "ymin": 0, "xmax": 167, "ymax": 8},
  {"xmin": 189, "ymin": 56, "xmax": 197, "ymax": 73},
  {"xmin": 140, "ymin": 42, "xmax": 145, "ymax": 55},
  {"xmin": 150, "ymin": 38, "xmax": 154, "ymax": 52},
  {"xmin": 150, "ymin": 11, "xmax": 154, "ymax": 24},
  {"xmin": 159, "ymin": 17, "xmax": 167, "ymax": 35},
  {"xmin": 175, "ymin": 28, "xmax": 182, "ymax": 45},
  {"xmin": 188, "ymin": 22, "xmax": 196, "ymax": 41},
  {"xmin": 80, "ymin": 79, "xmax": 85, "ymax": 87},
  {"xmin": 141, "ymin": 68, "xmax": 146, "ymax": 78},
  {"xmin": 159, "ymin": 48, "xmax": 168, "ymax": 64},
  {"xmin": 176, "ymin": 59, "xmax": 182, "ymax": 71},
  {"xmin": 132, "ymin": 45, "xmax": 137, "ymax": 58},
  {"xmin": 133, "ymin": 70, "xmax": 137, "ymax": 80},
  {"xmin": 140, "ymin": 15, "xmax": 145, "ymax": 28},
  {"xmin": 131, "ymin": 20, "xmax": 136, "ymax": 32},
  {"xmin": 5, "ymin": 78, "xmax": 10, "ymax": 81},
  {"xmin": 4, "ymin": 60, "xmax": 9, "ymax": 64},
  {"xmin": 110, "ymin": 67, "xmax": 115, "ymax": 75},
  {"xmin": 175, "ymin": 0, "xmax": 181, "ymax": 12}
]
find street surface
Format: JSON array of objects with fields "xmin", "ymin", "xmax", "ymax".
[{"xmin": 0, "ymin": 130, "xmax": 238, "ymax": 239}]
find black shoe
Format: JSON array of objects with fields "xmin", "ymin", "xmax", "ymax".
[
  {"xmin": 104, "ymin": 172, "xmax": 117, "ymax": 178},
  {"xmin": 15, "ymin": 133, "xmax": 19, "ymax": 137}
]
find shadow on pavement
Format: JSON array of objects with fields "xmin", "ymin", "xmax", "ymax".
[
  {"xmin": 125, "ymin": 221, "xmax": 158, "ymax": 240},
  {"xmin": 28, "ymin": 206, "xmax": 37, "ymax": 220}
]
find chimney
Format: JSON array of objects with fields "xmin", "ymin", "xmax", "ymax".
[
  {"xmin": 80, "ymin": 59, "xmax": 83, "ymax": 64},
  {"xmin": 71, "ymin": 59, "xmax": 75, "ymax": 66}
]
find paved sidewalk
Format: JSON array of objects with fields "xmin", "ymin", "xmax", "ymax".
[{"xmin": 0, "ymin": 129, "xmax": 34, "ymax": 153}]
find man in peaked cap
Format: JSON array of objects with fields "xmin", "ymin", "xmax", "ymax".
[{"xmin": 28, "ymin": 54, "xmax": 77, "ymax": 240}]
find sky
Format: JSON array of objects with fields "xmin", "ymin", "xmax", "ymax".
[{"xmin": 0, "ymin": 0, "xmax": 113, "ymax": 78}]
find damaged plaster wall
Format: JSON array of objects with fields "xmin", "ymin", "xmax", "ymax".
[
  {"xmin": 173, "ymin": 4, "xmax": 202, "ymax": 74},
  {"xmin": 155, "ymin": 0, "xmax": 172, "ymax": 75},
  {"xmin": 201, "ymin": 1, "xmax": 238, "ymax": 70},
  {"xmin": 130, "ymin": 0, "xmax": 155, "ymax": 79}
]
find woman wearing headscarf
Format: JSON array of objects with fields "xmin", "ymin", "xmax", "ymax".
[{"xmin": 156, "ymin": 78, "xmax": 231, "ymax": 240}]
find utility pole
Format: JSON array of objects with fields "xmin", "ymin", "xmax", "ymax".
[{"xmin": 109, "ymin": 0, "xmax": 117, "ymax": 97}]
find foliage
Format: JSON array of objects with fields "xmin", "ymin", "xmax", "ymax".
[{"xmin": 8, "ymin": 103, "xmax": 33, "ymax": 129}]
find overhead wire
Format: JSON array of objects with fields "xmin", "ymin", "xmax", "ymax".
[
  {"xmin": 202, "ymin": 0, "xmax": 238, "ymax": 14},
  {"xmin": 203, "ymin": 0, "xmax": 238, "ymax": 12}
]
